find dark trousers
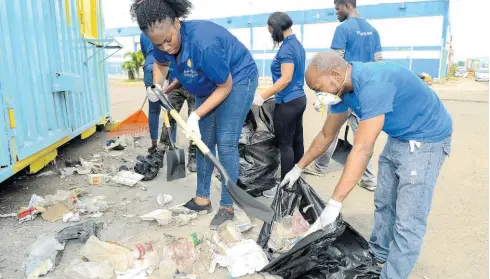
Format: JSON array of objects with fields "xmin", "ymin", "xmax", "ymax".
[{"xmin": 273, "ymin": 96, "xmax": 307, "ymax": 179}]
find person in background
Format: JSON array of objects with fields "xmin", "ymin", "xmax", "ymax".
[
  {"xmin": 253, "ymin": 12, "xmax": 306, "ymax": 198},
  {"xmin": 159, "ymin": 72, "xmax": 198, "ymax": 172},
  {"xmin": 304, "ymin": 0, "xmax": 382, "ymax": 192},
  {"xmin": 131, "ymin": 0, "xmax": 258, "ymax": 228},
  {"xmin": 140, "ymin": 32, "xmax": 161, "ymax": 152},
  {"xmin": 282, "ymin": 52, "xmax": 452, "ymax": 279}
]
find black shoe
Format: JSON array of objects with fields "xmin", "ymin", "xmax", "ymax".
[
  {"xmin": 183, "ymin": 198, "xmax": 212, "ymax": 213},
  {"xmin": 210, "ymin": 208, "xmax": 235, "ymax": 230},
  {"xmin": 148, "ymin": 145, "xmax": 157, "ymax": 154},
  {"xmin": 187, "ymin": 145, "xmax": 197, "ymax": 172}
]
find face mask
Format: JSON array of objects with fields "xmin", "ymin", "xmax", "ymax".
[{"xmin": 313, "ymin": 70, "xmax": 348, "ymax": 115}]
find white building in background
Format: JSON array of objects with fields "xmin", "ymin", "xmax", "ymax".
[{"xmin": 103, "ymin": 0, "xmax": 451, "ymax": 79}]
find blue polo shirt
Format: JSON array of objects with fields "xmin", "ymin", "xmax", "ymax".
[
  {"xmin": 271, "ymin": 34, "xmax": 306, "ymax": 104},
  {"xmin": 153, "ymin": 20, "xmax": 257, "ymax": 97},
  {"xmin": 140, "ymin": 33, "xmax": 155, "ymax": 72},
  {"xmin": 331, "ymin": 17, "xmax": 382, "ymax": 63},
  {"xmin": 330, "ymin": 62, "xmax": 452, "ymax": 142}
]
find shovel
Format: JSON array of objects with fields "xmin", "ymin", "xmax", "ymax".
[
  {"xmin": 163, "ymin": 112, "xmax": 186, "ymax": 181},
  {"xmin": 331, "ymin": 125, "xmax": 353, "ymax": 166},
  {"xmin": 150, "ymin": 85, "xmax": 274, "ymax": 223}
]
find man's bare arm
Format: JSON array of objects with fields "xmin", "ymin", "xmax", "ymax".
[
  {"xmin": 331, "ymin": 114, "xmax": 384, "ymax": 202},
  {"xmin": 297, "ymin": 111, "xmax": 349, "ymax": 169}
]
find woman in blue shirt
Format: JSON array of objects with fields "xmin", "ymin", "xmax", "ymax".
[
  {"xmin": 131, "ymin": 0, "xmax": 258, "ymax": 228},
  {"xmin": 253, "ymin": 12, "xmax": 307, "ymax": 198}
]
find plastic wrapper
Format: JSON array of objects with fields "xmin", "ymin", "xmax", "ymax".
[
  {"xmin": 258, "ymin": 178, "xmax": 381, "ymax": 279},
  {"xmin": 237, "ymin": 98, "xmax": 280, "ymax": 196},
  {"xmin": 64, "ymin": 259, "xmax": 114, "ymax": 279}
]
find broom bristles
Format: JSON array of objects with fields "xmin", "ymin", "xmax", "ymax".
[{"xmin": 107, "ymin": 110, "xmax": 149, "ymax": 138}]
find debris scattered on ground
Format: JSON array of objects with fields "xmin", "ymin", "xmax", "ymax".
[
  {"xmin": 138, "ymin": 186, "xmax": 147, "ymax": 191},
  {"xmin": 209, "ymin": 239, "xmax": 269, "ymax": 278},
  {"xmin": 64, "ymin": 259, "xmax": 114, "ymax": 279},
  {"xmin": 56, "ymin": 220, "xmax": 103, "ymax": 243},
  {"xmin": 88, "ymin": 174, "xmax": 112, "ymax": 185},
  {"xmin": 0, "ymin": 212, "xmax": 16, "ymax": 218},
  {"xmin": 157, "ymin": 194, "xmax": 173, "ymax": 206},
  {"xmin": 18, "ymin": 194, "xmax": 47, "ymax": 223},
  {"xmin": 62, "ymin": 212, "xmax": 81, "ymax": 222},
  {"xmin": 65, "ymin": 158, "xmax": 81, "ymax": 168},
  {"xmin": 175, "ymin": 213, "xmax": 198, "ymax": 227},
  {"xmin": 119, "ymin": 165, "xmax": 130, "ymax": 171},
  {"xmin": 42, "ymin": 203, "xmax": 70, "ymax": 222},
  {"xmin": 24, "ymin": 234, "xmax": 65, "ymax": 279},
  {"xmin": 111, "ymin": 171, "xmax": 144, "ymax": 187},
  {"xmin": 36, "ymin": 170, "xmax": 57, "ymax": 177},
  {"xmin": 218, "ymin": 221, "xmax": 242, "ymax": 244},
  {"xmin": 234, "ymin": 207, "xmax": 254, "ymax": 233},
  {"xmin": 61, "ymin": 167, "xmax": 76, "ymax": 177},
  {"xmin": 171, "ymin": 237, "xmax": 199, "ymax": 274},
  {"xmin": 44, "ymin": 189, "xmax": 81, "ymax": 206},
  {"xmin": 106, "ymin": 137, "xmax": 134, "ymax": 151},
  {"xmin": 77, "ymin": 197, "xmax": 109, "ymax": 214},
  {"xmin": 140, "ymin": 209, "xmax": 173, "ymax": 226},
  {"xmin": 90, "ymin": 212, "xmax": 103, "ymax": 218},
  {"xmin": 159, "ymin": 259, "xmax": 177, "ymax": 278},
  {"xmin": 80, "ymin": 236, "xmax": 134, "ymax": 272},
  {"xmin": 122, "ymin": 214, "xmax": 136, "ymax": 218}
]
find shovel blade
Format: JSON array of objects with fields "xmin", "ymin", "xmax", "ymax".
[
  {"xmin": 331, "ymin": 138, "xmax": 353, "ymax": 166},
  {"xmin": 166, "ymin": 148, "xmax": 186, "ymax": 181}
]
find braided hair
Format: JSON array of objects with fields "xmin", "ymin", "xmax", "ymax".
[{"xmin": 130, "ymin": 0, "xmax": 193, "ymax": 33}]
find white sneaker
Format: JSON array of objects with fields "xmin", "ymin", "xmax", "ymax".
[{"xmin": 263, "ymin": 186, "xmax": 278, "ymax": 198}]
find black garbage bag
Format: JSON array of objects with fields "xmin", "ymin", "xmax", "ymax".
[
  {"xmin": 258, "ymin": 178, "xmax": 381, "ymax": 279},
  {"xmin": 134, "ymin": 149, "xmax": 164, "ymax": 181},
  {"xmin": 237, "ymin": 98, "xmax": 281, "ymax": 196}
]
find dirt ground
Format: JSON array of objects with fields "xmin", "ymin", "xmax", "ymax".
[{"xmin": 0, "ymin": 77, "xmax": 487, "ymax": 279}]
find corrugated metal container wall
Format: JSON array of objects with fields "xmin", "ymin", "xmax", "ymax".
[{"xmin": 0, "ymin": 0, "xmax": 110, "ymax": 183}]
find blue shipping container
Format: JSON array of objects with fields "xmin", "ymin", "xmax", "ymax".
[{"xmin": 0, "ymin": 0, "xmax": 113, "ymax": 183}]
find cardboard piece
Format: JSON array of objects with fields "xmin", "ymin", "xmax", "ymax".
[{"xmin": 42, "ymin": 203, "xmax": 70, "ymax": 222}]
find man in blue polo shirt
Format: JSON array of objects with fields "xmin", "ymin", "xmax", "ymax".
[
  {"xmin": 281, "ymin": 52, "xmax": 452, "ymax": 279},
  {"xmin": 305, "ymin": 0, "xmax": 383, "ymax": 193}
]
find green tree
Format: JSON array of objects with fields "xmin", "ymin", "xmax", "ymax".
[
  {"xmin": 457, "ymin": 61, "xmax": 465, "ymax": 67},
  {"xmin": 121, "ymin": 51, "xmax": 144, "ymax": 80}
]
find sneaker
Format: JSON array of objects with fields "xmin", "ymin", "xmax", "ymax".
[
  {"xmin": 303, "ymin": 166, "xmax": 326, "ymax": 177},
  {"xmin": 358, "ymin": 181, "xmax": 376, "ymax": 192},
  {"xmin": 210, "ymin": 208, "xmax": 235, "ymax": 230},
  {"xmin": 263, "ymin": 186, "xmax": 278, "ymax": 198},
  {"xmin": 183, "ymin": 198, "xmax": 212, "ymax": 213},
  {"xmin": 187, "ymin": 145, "xmax": 197, "ymax": 173},
  {"xmin": 148, "ymin": 145, "xmax": 157, "ymax": 153}
]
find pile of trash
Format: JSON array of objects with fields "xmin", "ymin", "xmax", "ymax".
[
  {"xmin": 237, "ymin": 98, "xmax": 281, "ymax": 197},
  {"xmin": 13, "ymin": 189, "xmax": 113, "ymax": 224}
]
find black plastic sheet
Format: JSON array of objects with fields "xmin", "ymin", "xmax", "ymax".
[
  {"xmin": 134, "ymin": 149, "xmax": 164, "ymax": 181},
  {"xmin": 237, "ymin": 99, "xmax": 281, "ymax": 197},
  {"xmin": 258, "ymin": 178, "xmax": 381, "ymax": 279}
]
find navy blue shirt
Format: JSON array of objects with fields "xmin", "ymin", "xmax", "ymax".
[
  {"xmin": 330, "ymin": 62, "xmax": 452, "ymax": 142},
  {"xmin": 331, "ymin": 18, "xmax": 381, "ymax": 63},
  {"xmin": 153, "ymin": 20, "xmax": 257, "ymax": 97},
  {"xmin": 140, "ymin": 33, "xmax": 155, "ymax": 72},
  {"xmin": 271, "ymin": 34, "xmax": 306, "ymax": 104}
]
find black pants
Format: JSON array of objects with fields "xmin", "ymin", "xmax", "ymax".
[{"xmin": 273, "ymin": 96, "xmax": 307, "ymax": 179}]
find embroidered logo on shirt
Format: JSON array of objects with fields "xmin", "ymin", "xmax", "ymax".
[{"xmin": 187, "ymin": 59, "xmax": 192, "ymax": 68}]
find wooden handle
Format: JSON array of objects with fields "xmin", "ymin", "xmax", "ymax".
[
  {"xmin": 169, "ymin": 109, "xmax": 210, "ymax": 154},
  {"xmin": 163, "ymin": 112, "xmax": 171, "ymax": 128}
]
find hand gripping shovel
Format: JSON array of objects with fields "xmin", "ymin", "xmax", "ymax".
[
  {"xmin": 151, "ymin": 85, "xmax": 274, "ymax": 223},
  {"xmin": 163, "ymin": 112, "xmax": 186, "ymax": 181}
]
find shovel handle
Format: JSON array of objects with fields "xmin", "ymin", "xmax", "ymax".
[
  {"xmin": 168, "ymin": 110, "xmax": 210, "ymax": 154},
  {"xmin": 163, "ymin": 112, "xmax": 171, "ymax": 129}
]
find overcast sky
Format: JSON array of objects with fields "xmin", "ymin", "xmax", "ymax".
[{"xmin": 103, "ymin": 0, "xmax": 489, "ymax": 61}]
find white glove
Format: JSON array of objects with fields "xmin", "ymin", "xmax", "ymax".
[
  {"xmin": 253, "ymin": 94, "xmax": 265, "ymax": 106},
  {"xmin": 279, "ymin": 164, "xmax": 303, "ymax": 188},
  {"xmin": 304, "ymin": 199, "xmax": 342, "ymax": 236},
  {"xmin": 146, "ymin": 81, "xmax": 169, "ymax": 102},
  {"xmin": 185, "ymin": 112, "xmax": 201, "ymax": 140}
]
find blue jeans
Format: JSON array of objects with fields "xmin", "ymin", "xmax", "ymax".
[
  {"xmin": 195, "ymin": 76, "xmax": 258, "ymax": 207},
  {"xmin": 369, "ymin": 136, "xmax": 451, "ymax": 279},
  {"xmin": 144, "ymin": 69, "xmax": 161, "ymax": 141}
]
